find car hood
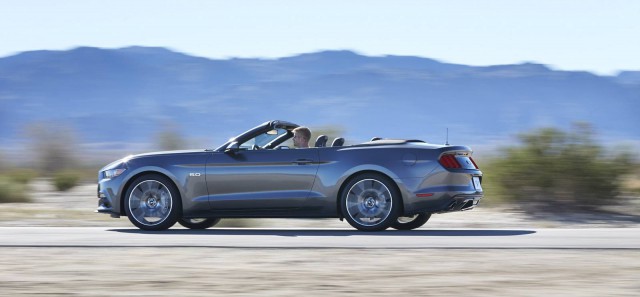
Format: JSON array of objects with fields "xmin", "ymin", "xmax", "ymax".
[
  {"xmin": 100, "ymin": 149, "xmax": 209, "ymax": 172},
  {"xmin": 130, "ymin": 149, "xmax": 208, "ymax": 159}
]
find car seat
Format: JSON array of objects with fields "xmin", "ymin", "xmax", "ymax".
[
  {"xmin": 315, "ymin": 135, "xmax": 328, "ymax": 147},
  {"xmin": 331, "ymin": 137, "xmax": 345, "ymax": 147}
]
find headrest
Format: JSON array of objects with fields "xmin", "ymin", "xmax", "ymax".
[
  {"xmin": 315, "ymin": 135, "xmax": 328, "ymax": 147},
  {"xmin": 331, "ymin": 137, "xmax": 345, "ymax": 147}
]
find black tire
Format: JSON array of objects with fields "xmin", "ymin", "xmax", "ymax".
[
  {"xmin": 124, "ymin": 174, "xmax": 181, "ymax": 231},
  {"xmin": 178, "ymin": 218, "xmax": 221, "ymax": 229},
  {"xmin": 340, "ymin": 173, "xmax": 401, "ymax": 231},
  {"xmin": 391, "ymin": 213, "xmax": 431, "ymax": 230}
]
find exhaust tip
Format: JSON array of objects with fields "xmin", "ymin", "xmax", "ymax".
[{"xmin": 460, "ymin": 200, "xmax": 474, "ymax": 210}]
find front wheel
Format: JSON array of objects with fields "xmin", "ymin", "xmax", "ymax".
[
  {"xmin": 178, "ymin": 218, "xmax": 221, "ymax": 229},
  {"xmin": 391, "ymin": 213, "xmax": 431, "ymax": 230},
  {"xmin": 124, "ymin": 174, "xmax": 181, "ymax": 231},
  {"xmin": 340, "ymin": 173, "xmax": 401, "ymax": 231}
]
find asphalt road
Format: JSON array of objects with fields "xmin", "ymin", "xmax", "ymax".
[{"xmin": 0, "ymin": 227, "xmax": 638, "ymax": 249}]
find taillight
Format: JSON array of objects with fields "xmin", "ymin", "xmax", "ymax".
[
  {"xmin": 439, "ymin": 154, "xmax": 461, "ymax": 169},
  {"xmin": 469, "ymin": 157, "xmax": 479, "ymax": 169}
]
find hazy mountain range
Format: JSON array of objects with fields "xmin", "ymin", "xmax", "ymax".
[{"xmin": 1, "ymin": 46, "xmax": 638, "ymax": 151}]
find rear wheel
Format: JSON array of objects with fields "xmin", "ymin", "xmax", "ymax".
[
  {"xmin": 391, "ymin": 213, "xmax": 431, "ymax": 230},
  {"xmin": 124, "ymin": 174, "xmax": 181, "ymax": 231},
  {"xmin": 178, "ymin": 218, "xmax": 221, "ymax": 229},
  {"xmin": 340, "ymin": 173, "xmax": 401, "ymax": 231}
]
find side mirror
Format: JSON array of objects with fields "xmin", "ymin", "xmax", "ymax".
[{"xmin": 224, "ymin": 142, "xmax": 240, "ymax": 154}]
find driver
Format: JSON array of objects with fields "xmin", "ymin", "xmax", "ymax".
[{"xmin": 292, "ymin": 127, "xmax": 311, "ymax": 148}]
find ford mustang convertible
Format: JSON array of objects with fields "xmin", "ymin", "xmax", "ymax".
[{"xmin": 97, "ymin": 120, "xmax": 483, "ymax": 231}]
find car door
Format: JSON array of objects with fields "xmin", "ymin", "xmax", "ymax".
[{"xmin": 206, "ymin": 148, "xmax": 319, "ymax": 211}]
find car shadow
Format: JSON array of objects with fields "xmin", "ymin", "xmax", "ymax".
[{"xmin": 108, "ymin": 228, "xmax": 536, "ymax": 237}]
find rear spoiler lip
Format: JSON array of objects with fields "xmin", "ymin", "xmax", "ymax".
[{"xmin": 437, "ymin": 145, "xmax": 473, "ymax": 155}]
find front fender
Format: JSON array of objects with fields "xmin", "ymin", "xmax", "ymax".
[{"xmin": 114, "ymin": 166, "xmax": 183, "ymax": 215}]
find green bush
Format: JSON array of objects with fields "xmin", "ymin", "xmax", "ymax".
[
  {"xmin": 487, "ymin": 123, "xmax": 633, "ymax": 210},
  {"xmin": 0, "ymin": 176, "xmax": 29, "ymax": 203},
  {"xmin": 5, "ymin": 168, "xmax": 39, "ymax": 184},
  {"xmin": 52, "ymin": 170, "xmax": 81, "ymax": 192}
]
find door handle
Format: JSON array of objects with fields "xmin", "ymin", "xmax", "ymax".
[{"xmin": 294, "ymin": 159, "xmax": 313, "ymax": 165}]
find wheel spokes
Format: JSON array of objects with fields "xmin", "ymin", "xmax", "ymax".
[
  {"xmin": 129, "ymin": 180, "xmax": 173, "ymax": 226},
  {"xmin": 345, "ymin": 179, "xmax": 393, "ymax": 227},
  {"xmin": 132, "ymin": 205, "xmax": 145, "ymax": 219}
]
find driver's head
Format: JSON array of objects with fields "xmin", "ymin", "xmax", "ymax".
[{"xmin": 292, "ymin": 127, "xmax": 311, "ymax": 148}]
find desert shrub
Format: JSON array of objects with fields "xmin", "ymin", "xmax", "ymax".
[
  {"xmin": 25, "ymin": 122, "xmax": 80, "ymax": 174},
  {"xmin": 52, "ymin": 170, "xmax": 81, "ymax": 191},
  {"xmin": 471, "ymin": 161, "xmax": 507, "ymax": 207},
  {"xmin": 487, "ymin": 123, "xmax": 633, "ymax": 210},
  {"xmin": 70, "ymin": 166, "xmax": 103, "ymax": 182},
  {"xmin": 0, "ymin": 151, "xmax": 5, "ymax": 172},
  {"xmin": 621, "ymin": 170, "xmax": 640, "ymax": 196},
  {"xmin": 0, "ymin": 176, "xmax": 29, "ymax": 203},
  {"xmin": 5, "ymin": 168, "xmax": 39, "ymax": 184}
]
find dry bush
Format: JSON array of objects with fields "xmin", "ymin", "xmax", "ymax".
[
  {"xmin": 0, "ymin": 176, "xmax": 29, "ymax": 203},
  {"xmin": 52, "ymin": 170, "xmax": 82, "ymax": 192},
  {"xmin": 486, "ymin": 123, "xmax": 634, "ymax": 211}
]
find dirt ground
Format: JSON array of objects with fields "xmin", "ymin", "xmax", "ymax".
[
  {"xmin": 0, "ymin": 180, "xmax": 639, "ymax": 296},
  {"xmin": 0, "ymin": 248, "xmax": 638, "ymax": 296}
]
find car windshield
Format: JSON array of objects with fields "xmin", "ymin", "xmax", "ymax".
[{"xmin": 240, "ymin": 128, "xmax": 288, "ymax": 149}]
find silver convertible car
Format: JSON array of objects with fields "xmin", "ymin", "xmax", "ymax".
[{"xmin": 97, "ymin": 120, "xmax": 483, "ymax": 231}]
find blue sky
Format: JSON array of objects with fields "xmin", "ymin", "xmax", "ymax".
[{"xmin": 1, "ymin": 0, "xmax": 638, "ymax": 75}]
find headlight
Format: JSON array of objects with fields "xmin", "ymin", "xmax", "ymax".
[{"xmin": 103, "ymin": 168, "xmax": 126, "ymax": 179}]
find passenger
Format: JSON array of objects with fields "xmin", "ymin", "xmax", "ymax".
[{"xmin": 292, "ymin": 127, "xmax": 311, "ymax": 148}]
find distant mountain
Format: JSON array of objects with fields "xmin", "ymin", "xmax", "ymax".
[
  {"xmin": 616, "ymin": 71, "xmax": 640, "ymax": 85},
  {"xmin": 1, "ymin": 46, "xmax": 638, "ymax": 150}
]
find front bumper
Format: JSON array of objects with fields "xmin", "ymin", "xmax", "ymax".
[{"xmin": 96, "ymin": 180, "xmax": 121, "ymax": 218}]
